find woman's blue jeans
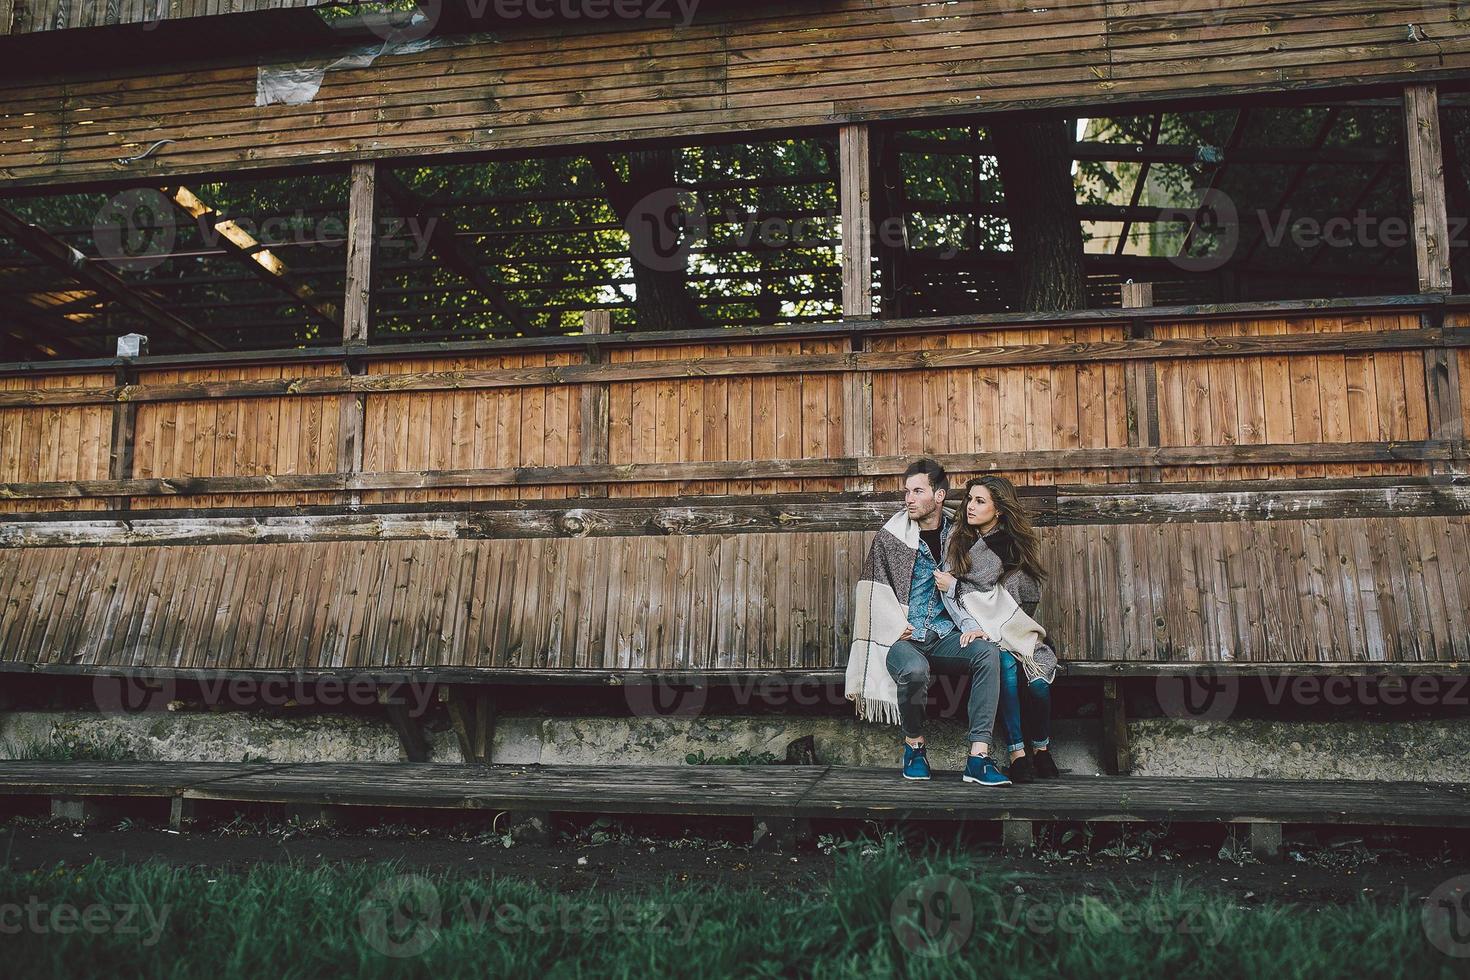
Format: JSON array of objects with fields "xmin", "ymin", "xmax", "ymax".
[{"xmin": 999, "ymin": 650, "xmax": 1052, "ymax": 754}]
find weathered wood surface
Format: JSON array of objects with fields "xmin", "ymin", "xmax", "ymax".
[
  {"xmin": 0, "ymin": 309, "xmax": 1458, "ymax": 508},
  {"xmin": 3, "ymin": 480, "xmax": 1470, "ymax": 547},
  {"xmin": 4, "ymin": 1, "xmax": 1470, "ymax": 188},
  {"xmin": 0, "ymin": 762, "xmax": 1466, "ymax": 829},
  {"xmin": 6, "ymin": 0, "xmax": 327, "ymax": 34},
  {"xmin": 2, "ymin": 515, "xmax": 1467, "ymax": 668}
]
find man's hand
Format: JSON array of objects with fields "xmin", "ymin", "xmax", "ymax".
[
  {"xmin": 899, "ymin": 625, "xmax": 914, "ymax": 641},
  {"xmin": 932, "ymin": 570, "xmax": 956, "ymax": 593},
  {"xmin": 961, "ymin": 629, "xmax": 990, "ymax": 645}
]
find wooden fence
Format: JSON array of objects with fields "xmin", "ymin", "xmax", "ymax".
[{"xmin": 1, "ymin": 296, "xmax": 1469, "ymax": 669}]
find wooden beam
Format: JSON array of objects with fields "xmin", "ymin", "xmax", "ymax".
[
  {"xmin": 12, "ymin": 478, "xmax": 1470, "ymax": 547},
  {"xmin": 0, "ymin": 440, "xmax": 1461, "ymax": 502},
  {"xmin": 163, "ymin": 184, "xmax": 342, "ymax": 334},
  {"xmin": 1121, "ymin": 283, "xmax": 1160, "ymax": 484},
  {"xmin": 106, "ymin": 361, "xmax": 136, "ymax": 511},
  {"xmin": 839, "ymin": 123, "xmax": 873, "ymax": 320},
  {"xmin": 1100, "ymin": 679, "xmax": 1131, "ymax": 776},
  {"xmin": 379, "ymin": 170, "xmax": 535, "ymax": 335},
  {"xmin": 0, "ymin": 206, "xmax": 224, "ymax": 352},
  {"xmin": 1405, "ymin": 84, "xmax": 1453, "ymax": 294},
  {"xmin": 4, "ymin": 327, "xmax": 1465, "ymax": 409},
  {"xmin": 344, "ymin": 161, "xmax": 379, "ymax": 345},
  {"xmin": 578, "ymin": 310, "xmax": 611, "ymax": 499},
  {"xmin": 0, "ymin": 293, "xmax": 1446, "ymax": 379}
]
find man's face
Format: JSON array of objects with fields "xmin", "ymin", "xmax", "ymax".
[{"xmin": 904, "ymin": 473, "xmax": 944, "ymax": 522}]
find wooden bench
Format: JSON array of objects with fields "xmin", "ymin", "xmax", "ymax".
[{"xmin": 3, "ymin": 760, "xmax": 1467, "ymax": 860}]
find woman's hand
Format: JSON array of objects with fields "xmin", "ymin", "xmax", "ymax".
[
  {"xmin": 932, "ymin": 570, "xmax": 956, "ymax": 593},
  {"xmin": 898, "ymin": 624, "xmax": 914, "ymax": 641},
  {"xmin": 961, "ymin": 629, "xmax": 990, "ymax": 645}
]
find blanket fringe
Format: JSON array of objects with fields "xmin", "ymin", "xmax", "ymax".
[{"xmin": 848, "ymin": 693, "xmax": 902, "ymax": 727}]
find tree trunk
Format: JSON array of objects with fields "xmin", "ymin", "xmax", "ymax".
[
  {"xmin": 589, "ymin": 149, "xmax": 707, "ymax": 332},
  {"xmin": 989, "ymin": 116, "xmax": 1088, "ymax": 312}
]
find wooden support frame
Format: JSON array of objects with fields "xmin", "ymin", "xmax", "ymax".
[
  {"xmin": 440, "ymin": 686, "xmax": 494, "ymax": 763},
  {"xmin": 1100, "ymin": 679, "xmax": 1131, "ymax": 776},
  {"xmin": 1404, "ymin": 84, "xmax": 1453, "ymax": 294},
  {"xmin": 578, "ymin": 310, "xmax": 612, "ymax": 498},
  {"xmin": 378, "ymin": 686, "xmax": 431, "ymax": 762},
  {"xmin": 839, "ymin": 123, "xmax": 873, "ymax": 320},
  {"xmin": 1121, "ymin": 282, "xmax": 1161, "ymax": 484}
]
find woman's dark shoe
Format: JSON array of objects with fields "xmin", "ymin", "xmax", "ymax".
[
  {"xmin": 1006, "ymin": 754, "xmax": 1036, "ymax": 784},
  {"xmin": 1032, "ymin": 749, "xmax": 1060, "ymax": 779}
]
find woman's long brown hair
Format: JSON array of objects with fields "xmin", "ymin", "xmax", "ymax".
[{"xmin": 947, "ymin": 475, "xmax": 1048, "ymax": 585}]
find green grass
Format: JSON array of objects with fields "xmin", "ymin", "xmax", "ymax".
[{"xmin": 0, "ymin": 838, "xmax": 1457, "ymax": 979}]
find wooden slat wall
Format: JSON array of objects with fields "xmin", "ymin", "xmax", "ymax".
[
  {"xmin": 2, "ymin": 516, "xmax": 1466, "ymax": 669},
  {"xmin": 4, "ymin": 0, "xmax": 1470, "ymax": 188},
  {"xmin": 0, "ymin": 371, "xmax": 111, "ymax": 513},
  {"xmin": 1149, "ymin": 312, "xmax": 1428, "ymax": 484},
  {"xmin": 0, "ymin": 309, "xmax": 1452, "ymax": 512},
  {"xmin": 359, "ymin": 352, "xmax": 582, "ymax": 505},
  {"xmin": 7, "ymin": 0, "xmax": 326, "ymax": 34},
  {"xmin": 129, "ymin": 362, "xmax": 343, "ymax": 510}
]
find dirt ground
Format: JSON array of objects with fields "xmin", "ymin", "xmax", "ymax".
[{"xmin": 3, "ymin": 807, "xmax": 1466, "ymax": 908}]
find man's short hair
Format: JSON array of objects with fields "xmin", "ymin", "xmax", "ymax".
[{"xmin": 902, "ymin": 458, "xmax": 948, "ymax": 492}]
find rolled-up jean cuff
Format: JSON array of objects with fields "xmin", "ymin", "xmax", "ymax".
[
  {"xmin": 1006, "ymin": 741, "xmax": 1026, "ymax": 754},
  {"xmin": 1031, "ymin": 738, "xmax": 1050, "ymax": 749}
]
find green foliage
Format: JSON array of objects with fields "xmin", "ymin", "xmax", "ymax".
[{"xmin": 0, "ymin": 842, "xmax": 1459, "ymax": 979}]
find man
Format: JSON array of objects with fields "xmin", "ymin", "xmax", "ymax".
[{"xmin": 844, "ymin": 458, "xmax": 1012, "ymax": 786}]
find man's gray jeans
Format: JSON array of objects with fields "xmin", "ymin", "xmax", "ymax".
[{"xmin": 885, "ymin": 630, "xmax": 1002, "ymax": 745}]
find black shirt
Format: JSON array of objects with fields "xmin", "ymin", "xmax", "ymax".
[{"xmin": 919, "ymin": 526, "xmax": 944, "ymax": 565}]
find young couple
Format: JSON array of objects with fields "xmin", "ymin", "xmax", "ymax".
[{"xmin": 845, "ymin": 458, "xmax": 1059, "ymax": 787}]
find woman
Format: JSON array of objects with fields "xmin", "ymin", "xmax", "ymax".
[{"xmin": 936, "ymin": 476, "xmax": 1060, "ymax": 783}]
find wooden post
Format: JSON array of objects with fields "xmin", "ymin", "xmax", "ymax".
[
  {"xmin": 1100, "ymin": 679, "xmax": 1131, "ymax": 775},
  {"xmin": 1121, "ymin": 283, "xmax": 1160, "ymax": 484},
  {"xmin": 840, "ymin": 124, "xmax": 876, "ymax": 490},
  {"xmin": 1002, "ymin": 819, "xmax": 1033, "ymax": 854},
  {"xmin": 108, "ymin": 361, "xmax": 137, "ymax": 511},
  {"xmin": 1404, "ymin": 85, "xmax": 1453, "ymax": 294},
  {"xmin": 440, "ymin": 687, "xmax": 492, "ymax": 763},
  {"xmin": 169, "ymin": 796, "xmax": 197, "ymax": 832},
  {"xmin": 579, "ymin": 310, "xmax": 612, "ymax": 498},
  {"xmin": 339, "ymin": 161, "xmax": 377, "ymax": 507},
  {"xmin": 378, "ymin": 686, "xmax": 431, "ymax": 762},
  {"xmin": 839, "ymin": 124, "xmax": 874, "ymax": 318}
]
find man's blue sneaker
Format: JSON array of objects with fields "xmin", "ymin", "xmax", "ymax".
[
  {"xmin": 902, "ymin": 742, "xmax": 931, "ymax": 780},
  {"xmin": 962, "ymin": 754, "xmax": 1012, "ymax": 787}
]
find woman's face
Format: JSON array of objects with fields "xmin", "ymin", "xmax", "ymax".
[{"xmin": 966, "ymin": 485, "xmax": 997, "ymax": 529}]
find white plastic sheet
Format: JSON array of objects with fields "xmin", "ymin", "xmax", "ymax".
[{"xmin": 256, "ymin": 25, "xmax": 496, "ymax": 107}]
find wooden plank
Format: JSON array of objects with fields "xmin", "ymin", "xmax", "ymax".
[
  {"xmin": 1404, "ymin": 84, "xmax": 1453, "ymax": 294},
  {"xmin": 578, "ymin": 310, "xmax": 612, "ymax": 499},
  {"xmin": 839, "ymin": 123, "xmax": 873, "ymax": 319}
]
